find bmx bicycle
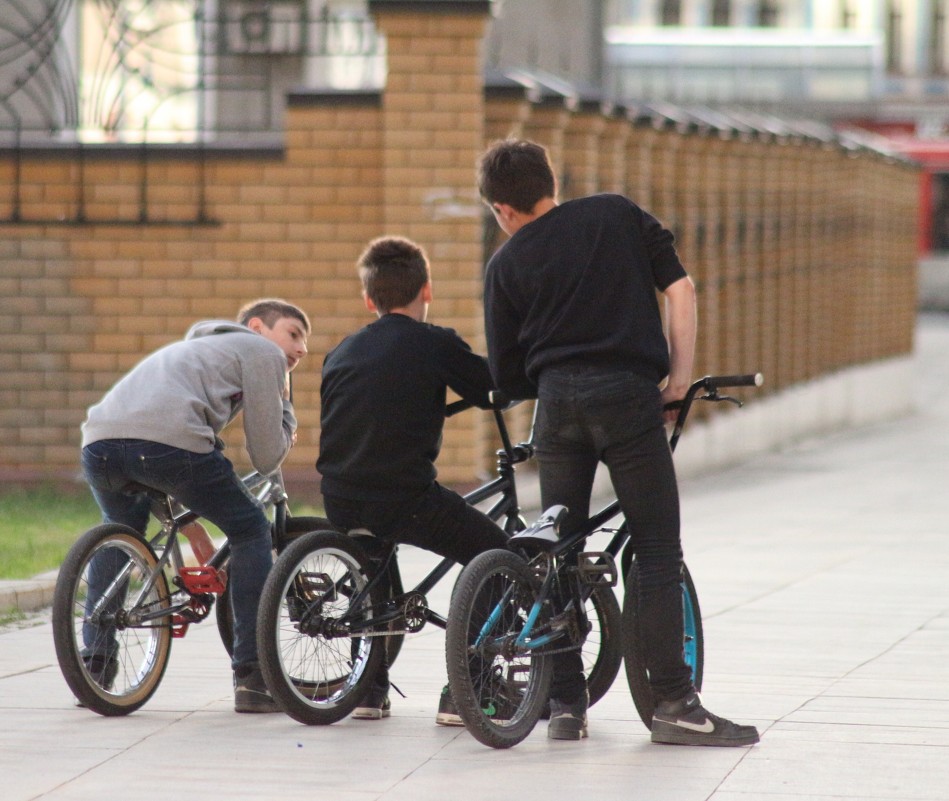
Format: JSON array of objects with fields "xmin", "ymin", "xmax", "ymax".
[
  {"xmin": 51, "ymin": 469, "xmax": 329, "ymax": 715},
  {"xmin": 444, "ymin": 373, "xmax": 763, "ymax": 748},
  {"xmin": 254, "ymin": 400, "xmax": 625, "ymax": 725}
]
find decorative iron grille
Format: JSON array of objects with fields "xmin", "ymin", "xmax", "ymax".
[{"xmin": 0, "ymin": 0, "xmax": 383, "ymax": 224}]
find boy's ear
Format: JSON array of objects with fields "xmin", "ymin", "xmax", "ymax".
[
  {"xmin": 421, "ymin": 281, "xmax": 433, "ymax": 304},
  {"xmin": 362, "ymin": 292, "xmax": 378, "ymax": 313},
  {"xmin": 245, "ymin": 316, "xmax": 266, "ymax": 334},
  {"xmin": 492, "ymin": 202, "xmax": 515, "ymax": 226}
]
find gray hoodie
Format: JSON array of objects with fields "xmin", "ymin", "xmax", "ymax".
[{"xmin": 81, "ymin": 321, "xmax": 296, "ymax": 475}]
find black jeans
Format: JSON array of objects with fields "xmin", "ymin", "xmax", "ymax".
[
  {"xmin": 323, "ymin": 482, "xmax": 509, "ymax": 694},
  {"xmin": 535, "ymin": 365, "xmax": 693, "ymax": 704}
]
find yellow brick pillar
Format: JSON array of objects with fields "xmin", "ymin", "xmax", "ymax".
[
  {"xmin": 561, "ymin": 102, "xmax": 605, "ymax": 199},
  {"xmin": 368, "ymin": 0, "xmax": 493, "ymax": 485}
]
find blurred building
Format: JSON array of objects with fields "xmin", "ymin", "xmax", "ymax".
[
  {"xmin": 2, "ymin": 1, "xmax": 940, "ymax": 250},
  {"xmin": 487, "ymin": 0, "xmax": 949, "ymax": 256}
]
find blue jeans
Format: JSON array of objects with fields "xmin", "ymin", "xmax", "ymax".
[
  {"xmin": 80, "ymin": 439, "xmax": 273, "ymax": 669},
  {"xmin": 535, "ymin": 365, "xmax": 693, "ymax": 704}
]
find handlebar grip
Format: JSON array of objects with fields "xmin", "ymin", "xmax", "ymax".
[{"xmin": 705, "ymin": 373, "xmax": 764, "ymax": 390}]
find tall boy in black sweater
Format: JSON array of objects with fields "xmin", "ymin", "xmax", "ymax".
[{"xmin": 317, "ymin": 236, "xmax": 508, "ymax": 721}]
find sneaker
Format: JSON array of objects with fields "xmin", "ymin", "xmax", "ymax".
[
  {"xmin": 351, "ymin": 691, "xmax": 391, "ymax": 720},
  {"xmin": 435, "ymin": 685, "xmax": 463, "ymax": 726},
  {"xmin": 547, "ymin": 691, "xmax": 589, "ymax": 740},
  {"xmin": 75, "ymin": 654, "xmax": 119, "ymax": 707},
  {"xmin": 84, "ymin": 653, "xmax": 119, "ymax": 690},
  {"xmin": 233, "ymin": 663, "xmax": 280, "ymax": 713},
  {"xmin": 651, "ymin": 691, "xmax": 759, "ymax": 747}
]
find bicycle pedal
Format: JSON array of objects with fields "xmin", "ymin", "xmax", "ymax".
[
  {"xmin": 576, "ymin": 552, "xmax": 617, "ymax": 587},
  {"xmin": 178, "ymin": 565, "xmax": 227, "ymax": 595},
  {"xmin": 171, "ymin": 613, "xmax": 192, "ymax": 638}
]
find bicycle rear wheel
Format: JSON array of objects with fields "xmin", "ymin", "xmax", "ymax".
[
  {"xmin": 445, "ymin": 549, "xmax": 553, "ymax": 749},
  {"xmin": 52, "ymin": 524, "xmax": 172, "ymax": 715},
  {"xmin": 215, "ymin": 515, "xmax": 335, "ymax": 656},
  {"xmin": 622, "ymin": 559, "xmax": 704, "ymax": 727},
  {"xmin": 256, "ymin": 530, "xmax": 386, "ymax": 725},
  {"xmin": 584, "ymin": 583, "xmax": 623, "ymax": 707}
]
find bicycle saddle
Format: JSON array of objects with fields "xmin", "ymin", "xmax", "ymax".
[{"xmin": 508, "ymin": 505, "xmax": 568, "ymax": 552}]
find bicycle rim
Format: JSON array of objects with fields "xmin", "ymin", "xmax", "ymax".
[
  {"xmin": 52, "ymin": 525, "xmax": 172, "ymax": 715},
  {"xmin": 257, "ymin": 531, "xmax": 384, "ymax": 725},
  {"xmin": 446, "ymin": 549, "xmax": 552, "ymax": 749}
]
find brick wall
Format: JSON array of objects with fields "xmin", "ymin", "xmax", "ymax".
[{"xmin": 0, "ymin": 0, "xmax": 920, "ymax": 493}]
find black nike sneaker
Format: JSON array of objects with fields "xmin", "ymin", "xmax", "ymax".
[{"xmin": 651, "ymin": 691, "xmax": 759, "ymax": 747}]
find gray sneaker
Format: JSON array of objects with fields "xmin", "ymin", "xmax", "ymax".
[
  {"xmin": 547, "ymin": 692, "xmax": 589, "ymax": 740},
  {"xmin": 233, "ymin": 663, "xmax": 279, "ymax": 713},
  {"xmin": 651, "ymin": 691, "xmax": 759, "ymax": 746}
]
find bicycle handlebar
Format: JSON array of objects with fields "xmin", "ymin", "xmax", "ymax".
[
  {"xmin": 666, "ymin": 373, "xmax": 764, "ymax": 452},
  {"xmin": 701, "ymin": 373, "xmax": 764, "ymax": 390},
  {"xmin": 446, "ymin": 389, "xmax": 516, "ymax": 418}
]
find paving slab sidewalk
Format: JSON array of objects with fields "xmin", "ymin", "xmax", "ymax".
[{"xmin": 2, "ymin": 312, "xmax": 948, "ymax": 801}]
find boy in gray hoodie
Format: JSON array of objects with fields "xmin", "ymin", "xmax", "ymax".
[{"xmin": 79, "ymin": 298, "xmax": 310, "ymax": 712}]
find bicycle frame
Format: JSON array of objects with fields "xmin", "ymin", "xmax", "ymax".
[
  {"xmin": 88, "ymin": 471, "xmax": 288, "ymax": 637},
  {"xmin": 485, "ymin": 373, "xmax": 763, "ymax": 657}
]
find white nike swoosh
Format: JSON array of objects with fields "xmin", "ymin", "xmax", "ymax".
[{"xmin": 673, "ymin": 718, "xmax": 715, "ymax": 733}]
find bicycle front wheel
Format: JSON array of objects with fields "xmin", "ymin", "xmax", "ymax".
[
  {"xmin": 256, "ymin": 531, "xmax": 386, "ymax": 725},
  {"xmin": 445, "ymin": 548, "xmax": 553, "ymax": 749},
  {"xmin": 216, "ymin": 515, "xmax": 335, "ymax": 656},
  {"xmin": 52, "ymin": 524, "xmax": 172, "ymax": 715},
  {"xmin": 622, "ymin": 559, "xmax": 704, "ymax": 727}
]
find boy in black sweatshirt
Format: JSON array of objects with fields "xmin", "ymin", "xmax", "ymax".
[{"xmin": 317, "ymin": 235, "xmax": 508, "ymax": 721}]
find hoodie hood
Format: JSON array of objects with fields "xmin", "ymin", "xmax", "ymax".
[{"xmin": 185, "ymin": 320, "xmax": 254, "ymax": 340}]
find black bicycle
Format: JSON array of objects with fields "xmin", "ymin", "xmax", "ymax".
[
  {"xmin": 444, "ymin": 373, "xmax": 763, "ymax": 748},
  {"xmin": 254, "ymin": 401, "xmax": 624, "ymax": 725},
  {"xmin": 52, "ymin": 470, "xmax": 329, "ymax": 715}
]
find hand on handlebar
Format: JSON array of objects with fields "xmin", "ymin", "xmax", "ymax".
[{"xmin": 660, "ymin": 384, "xmax": 688, "ymax": 425}]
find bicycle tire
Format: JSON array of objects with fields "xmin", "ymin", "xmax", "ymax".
[
  {"xmin": 445, "ymin": 548, "xmax": 553, "ymax": 749},
  {"xmin": 215, "ymin": 515, "xmax": 335, "ymax": 656},
  {"xmin": 256, "ymin": 530, "xmax": 386, "ymax": 725},
  {"xmin": 52, "ymin": 524, "xmax": 172, "ymax": 715},
  {"xmin": 622, "ymin": 559, "xmax": 704, "ymax": 728}
]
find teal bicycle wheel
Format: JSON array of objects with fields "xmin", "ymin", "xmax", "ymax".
[{"xmin": 621, "ymin": 559, "xmax": 704, "ymax": 728}]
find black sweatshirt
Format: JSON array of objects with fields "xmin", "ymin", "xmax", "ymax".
[
  {"xmin": 484, "ymin": 194, "xmax": 687, "ymax": 398},
  {"xmin": 317, "ymin": 313, "xmax": 494, "ymax": 501}
]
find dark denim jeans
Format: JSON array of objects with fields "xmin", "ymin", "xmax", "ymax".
[
  {"xmin": 81, "ymin": 439, "xmax": 273, "ymax": 669},
  {"xmin": 535, "ymin": 365, "xmax": 693, "ymax": 704}
]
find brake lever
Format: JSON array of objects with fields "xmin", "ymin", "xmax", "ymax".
[{"xmin": 701, "ymin": 391, "xmax": 743, "ymax": 408}]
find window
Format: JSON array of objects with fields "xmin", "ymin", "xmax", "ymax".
[
  {"xmin": 660, "ymin": 0, "xmax": 681, "ymax": 26},
  {"xmin": 886, "ymin": 1, "xmax": 903, "ymax": 74},
  {"xmin": 840, "ymin": 1, "xmax": 856, "ymax": 29},
  {"xmin": 711, "ymin": 0, "xmax": 731, "ymax": 26},
  {"xmin": 757, "ymin": 0, "xmax": 779, "ymax": 27},
  {"xmin": 930, "ymin": 0, "xmax": 947, "ymax": 75}
]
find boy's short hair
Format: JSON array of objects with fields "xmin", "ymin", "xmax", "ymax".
[
  {"xmin": 357, "ymin": 236, "xmax": 430, "ymax": 313},
  {"xmin": 237, "ymin": 298, "xmax": 311, "ymax": 333},
  {"xmin": 477, "ymin": 139, "xmax": 557, "ymax": 214}
]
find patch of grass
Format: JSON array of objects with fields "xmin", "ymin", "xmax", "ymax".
[
  {"xmin": 0, "ymin": 485, "xmax": 100, "ymax": 580},
  {"xmin": 0, "ymin": 484, "xmax": 327, "ymax": 580}
]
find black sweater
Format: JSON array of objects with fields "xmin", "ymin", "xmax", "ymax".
[
  {"xmin": 317, "ymin": 313, "xmax": 494, "ymax": 501},
  {"xmin": 484, "ymin": 194, "xmax": 687, "ymax": 398}
]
